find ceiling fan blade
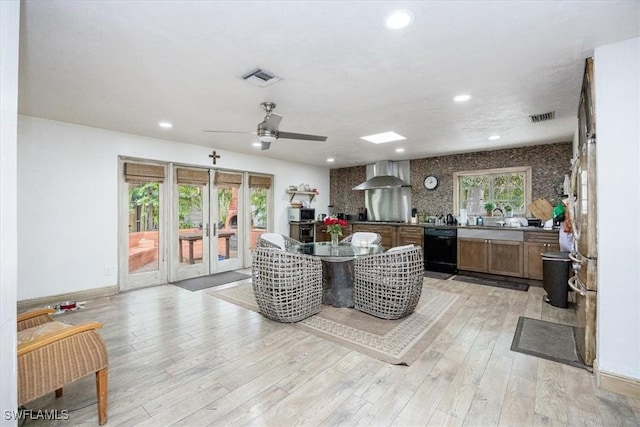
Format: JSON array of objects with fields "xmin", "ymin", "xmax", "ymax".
[
  {"xmin": 263, "ymin": 113, "xmax": 282, "ymax": 131},
  {"xmin": 203, "ymin": 130, "xmax": 255, "ymax": 134},
  {"xmin": 278, "ymin": 131, "xmax": 327, "ymax": 141}
]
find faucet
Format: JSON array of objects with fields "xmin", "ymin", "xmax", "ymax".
[{"xmin": 493, "ymin": 208, "xmax": 506, "ymax": 226}]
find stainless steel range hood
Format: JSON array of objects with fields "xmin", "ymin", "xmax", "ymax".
[
  {"xmin": 352, "ymin": 161, "xmax": 411, "ymax": 190},
  {"xmin": 353, "ymin": 160, "xmax": 412, "ymax": 222}
]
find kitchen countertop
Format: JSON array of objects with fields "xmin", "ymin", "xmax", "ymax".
[{"xmin": 344, "ymin": 221, "xmax": 559, "ymax": 232}]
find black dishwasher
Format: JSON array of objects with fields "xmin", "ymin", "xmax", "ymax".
[{"xmin": 424, "ymin": 228, "xmax": 458, "ymax": 274}]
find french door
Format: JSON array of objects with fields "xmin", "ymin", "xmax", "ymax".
[
  {"xmin": 120, "ymin": 161, "xmax": 168, "ymax": 291},
  {"xmin": 121, "ymin": 160, "xmax": 266, "ymax": 290},
  {"xmin": 172, "ymin": 168, "xmax": 243, "ymax": 282}
]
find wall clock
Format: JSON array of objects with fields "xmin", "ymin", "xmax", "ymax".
[{"xmin": 423, "ymin": 175, "xmax": 438, "ymax": 190}]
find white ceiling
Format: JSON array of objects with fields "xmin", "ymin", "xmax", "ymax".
[{"xmin": 18, "ymin": 1, "xmax": 639, "ymax": 168}]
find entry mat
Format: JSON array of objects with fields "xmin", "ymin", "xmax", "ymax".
[
  {"xmin": 453, "ymin": 275, "xmax": 529, "ymax": 292},
  {"xmin": 171, "ymin": 271, "xmax": 251, "ymax": 292},
  {"xmin": 511, "ymin": 316, "xmax": 586, "ymax": 369}
]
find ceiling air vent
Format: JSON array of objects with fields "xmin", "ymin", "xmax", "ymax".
[
  {"xmin": 241, "ymin": 68, "xmax": 281, "ymax": 88},
  {"xmin": 529, "ymin": 111, "xmax": 555, "ymax": 123}
]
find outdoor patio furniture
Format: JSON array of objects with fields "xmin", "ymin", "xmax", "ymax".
[
  {"xmin": 353, "ymin": 245, "xmax": 424, "ymax": 319},
  {"xmin": 252, "ymin": 246, "xmax": 322, "ymax": 322},
  {"xmin": 256, "ymin": 233, "xmax": 301, "ymax": 250}
]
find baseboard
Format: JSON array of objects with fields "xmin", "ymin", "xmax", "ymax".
[
  {"xmin": 597, "ymin": 366, "xmax": 640, "ymax": 399},
  {"xmin": 17, "ymin": 285, "xmax": 119, "ymax": 312}
]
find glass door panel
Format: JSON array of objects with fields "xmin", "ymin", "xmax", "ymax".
[
  {"xmin": 214, "ymin": 180, "xmax": 242, "ymax": 272},
  {"xmin": 128, "ymin": 182, "xmax": 160, "ymax": 274},
  {"xmin": 249, "ymin": 187, "xmax": 268, "ymax": 251},
  {"xmin": 120, "ymin": 161, "xmax": 166, "ymax": 291},
  {"xmin": 173, "ymin": 167, "xmax": 210, "ymax": 281}
]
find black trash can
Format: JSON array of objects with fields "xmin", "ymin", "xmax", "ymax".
[{"xmin": 542, "ymin": 252, "xmax": 571, "ymax": 308}]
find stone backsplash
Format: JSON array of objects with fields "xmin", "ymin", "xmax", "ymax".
[{"xmin": 329, "ymin": 142, "xmax": 572, "ymax": 218}]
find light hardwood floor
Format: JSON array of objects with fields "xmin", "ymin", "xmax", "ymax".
[{"xmin": 22, "ymin": 274, "xmax": 640, "ymax": 426}]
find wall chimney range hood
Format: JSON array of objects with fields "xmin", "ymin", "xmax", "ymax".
[{"xmin": 352, "ymin": 160, "xmax": 411, "ymax": 190}]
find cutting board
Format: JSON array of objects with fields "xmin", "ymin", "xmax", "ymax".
[{"xmin": 528, "ymin": 198, "xmax": 553, "ymax": 221}]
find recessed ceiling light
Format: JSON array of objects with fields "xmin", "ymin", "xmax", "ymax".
[
  {"xmin": 326, "ymin": 158, "xmax": 335, "ymax": 163},
  {"xmin": 395, "ymin": 148, "xmax": 405, "ymax": 153},
  {"xmin": 360, "ymin": 131, "xmax": 406, "ymax": 144},
  {"xmin": 385, "ymin": 10, "xmax": 414, "ymax": 30},
  {"xmin": 453, "ymin": 94, "xmax": 471, "ymax": 102},
  {"xmin": 158, "ymin": 121, "xmax": 173, "ymax": 128},
  {"xmin": 488, "ymin": 135, "xmax": 501, "ymax": 140},
  {"xmin": 252, "ymin": 142, "xmax": 262, "ymax": 147}
]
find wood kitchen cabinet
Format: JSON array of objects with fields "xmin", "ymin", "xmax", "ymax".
[
  {"xmin": 397, "ymin": 226, "xmax": 423, "ymax": 247},
  {"xmin": 353, "ymin": 224, "xmax": 396, "ymax": 248},
  {"xmin": 524, "ymin": 231, "xmax": 560, "ymax": 279},
  {"xmin": 457, "ymin": 238, "xmax": 488, "ymax": 272},
  {"xmin": 315, "ymin": 223, "xmax": 352, "ymax": 242},
  {"xmin": 458, "ymin": 237, "xmax": 523, "ymax": 277}
]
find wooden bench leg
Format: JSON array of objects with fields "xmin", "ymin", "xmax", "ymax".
[
  {"xmin": 55, "ymin": 388, "xmax": 63, "ymax": 398},
  {"xmin": 96, "ymin": 368, "xmax": 108, "ymax": 426}
]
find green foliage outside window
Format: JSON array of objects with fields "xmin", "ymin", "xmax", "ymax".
[
  {"xmin": 459, "ymin": 171, "xmax": 527, "ymax": 215},
  {"xmin": 250, "ymin": 188, "xmax": 267, "ymax": 229},
  {"xmin": 129, "ymin": 182, "xmax": 159, "ymax": 231}
]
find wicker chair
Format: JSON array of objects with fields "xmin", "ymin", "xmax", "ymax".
[
  {"xmin": 252, "ymin": 247, "xmax": 323, "ymax": 322},
  {"xmin": 17, "ymin": 308, "xmax": 109, "ymax": 425},
  {"xmin": 340, "ymin": 232, "xmax": 382, "ymax": 246},
  {"xmin": 256, "ymin": 233, "xmax": 301, "ymax": 250},
  {"xmin": 353, "ymin": 245, "xmax": 424, "ymax": 319}
]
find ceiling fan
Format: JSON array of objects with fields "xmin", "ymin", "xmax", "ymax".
[{"xmin": 204, "ymin": 102, "xmax": 327, "ymax": 150}]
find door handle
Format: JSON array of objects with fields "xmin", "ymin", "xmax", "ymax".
[
  {"xmin": 568, "ymin": 276, "xmax": 586, "ymax": 296},
  {"xmin": 204, "ymin": 223, "xmax": 210, "ymax": 237}
]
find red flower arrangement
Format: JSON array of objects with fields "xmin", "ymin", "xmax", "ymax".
[{"xmin": 324, "ymin": 217, "xmax": 347, "ymax": 236}]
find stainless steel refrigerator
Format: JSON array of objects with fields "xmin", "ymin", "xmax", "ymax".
[{"xmin": 568, "ymin": 58, "xmax": 597, "ymax": 368}]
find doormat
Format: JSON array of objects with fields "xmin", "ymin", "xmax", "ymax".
[
  {"xmin": 208, "ymin": 281, "xmax": 464, "ymax": 366},
  {"xmin": 511, "ymin": 317, "xmax": 586, "ymax": 369},
  {"xmin": 424, "ymin": 271, "xmax": 454, "ymax": 280},
  {"xmin": 453, "ymin": 275, "xmax": 529, "ymax": 291},
  {"xmin": 171, "ymin": 271, "xmax": 251, "ymax": 292}
]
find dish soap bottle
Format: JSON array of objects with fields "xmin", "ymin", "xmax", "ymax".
[{"xmin": 477, "ymin": 215, "xmax": 484, "ymax": 226}]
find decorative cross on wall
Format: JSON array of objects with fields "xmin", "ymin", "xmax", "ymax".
[{"xmin": 208, "ymin": 150, "xmax": 221, "ymax": 165}]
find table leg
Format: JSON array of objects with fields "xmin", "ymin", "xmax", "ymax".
[
  {"xmin": 188, "ymin": 241, "xmax": 195, "ymax": 264},
  {"xmin": 321, "ymin": 259, "xmax": 355, "ymax": 308},
  {"xmin": 179, "ymin": 240, "xmax": 184, "ymax": 263}
]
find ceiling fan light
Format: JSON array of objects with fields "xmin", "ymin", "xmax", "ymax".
[{"xmin": 259, "ymin": 135, "xmax": 277, "ymax": 144}]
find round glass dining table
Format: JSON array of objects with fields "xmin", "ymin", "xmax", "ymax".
[{"xmin": 289, "ymin": 242, "xmax": 384, "ymax": 307}]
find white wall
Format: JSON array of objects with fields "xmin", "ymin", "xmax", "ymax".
[
  {"xmin": 1, "ymin": 0, "xmax": 20, "ymax": 422},
  {"xmin": 17, "ymin": 116, "xmax": 330, "ymax": 300},
  {"xmin": 595, "ymin": 37, "xmax": 640, "ymax": 380}
]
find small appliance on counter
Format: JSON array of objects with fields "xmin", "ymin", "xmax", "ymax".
[
  {"xmin": 357, "ymin": 208, "xmax": 367, "ymax": 221},
  {"xmin": 526, "ymin": 218, "xmax": 543, "ymax": 227},
  {"xmin": 288, "ymin": 207, "xmax": 315, "ymax": 222}
]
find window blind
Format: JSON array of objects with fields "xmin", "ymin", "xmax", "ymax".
[
  {"xmin": 248, "ymin": 174, "xmax": 272, "ymax": 189},
  {"xmin": 176, "ymin": 168, "xmax": 209, "ymax": 186},
  {"xmin": 124, "ymin": 163, "xmax": 165, "ymax": 183},
  {"xmin": 214, "ymin": 172, "xmax": 242, "ymax": 187}
]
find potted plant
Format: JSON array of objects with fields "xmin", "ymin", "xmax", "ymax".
[
  {"xmin": 483, "ymin": 201, "xmax": 495, "ymax": 216},
  {"xmin": 504, "ymin": 204, "xmax": 513, "ymax": 217}
]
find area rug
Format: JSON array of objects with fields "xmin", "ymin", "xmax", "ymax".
[
  {"xmin": 171, "ymin": 271, "xmax": 250, "ymax": 292},
  {"xmin": 453, "ymin": 275, "xmax": 529, "ymax": 291},
  {"xmin": 208, "ymin": 281, "xmax": 463, "ymax": 365},
  {"xmin": 511, "ymin": 316, "xmax": 586, "ymax": 369}
]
